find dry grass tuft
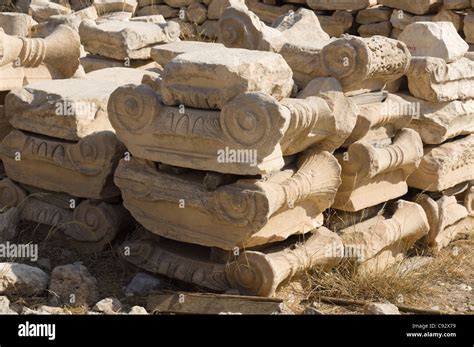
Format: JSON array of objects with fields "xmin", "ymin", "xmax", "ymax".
[{"xmin": 302, "ymin": 237, "xmax": 471, "ymax": 308}]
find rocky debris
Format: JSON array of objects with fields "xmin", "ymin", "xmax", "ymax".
[
  {"xmin": 364, "ymin": 303, "xmax": 401, "ymax": 315},
  {"xmin": 93, "ymin": 297, "xmax": 123, "ymax": 314},
  {"xmin": 0, "ymin": 263, "xmax": 49, "ymax": 296},
  {"xmin": 128, "ymin": 306, "xmax": 148, "ymax": 314},
  {"xmin": 0, "ymin": 207, "xmax": 19, "ymax": 243},
  {"xmin": 48, "ymin": 263, "xmax": 99, "ymax": 307},
  {"xmin": 124, "ymin": 273, "xmax": 162, "ymax": 296},
  {"xmin": 22, "ymin": 305, "xmax": 66, "ymax": 315},
  {"xmin": 399, "ymin": 22, "xmax": 468, "ymax": 63},
  {"xmin": 0, "ymin": 296, "xmax": 18, "ymax": 314}
]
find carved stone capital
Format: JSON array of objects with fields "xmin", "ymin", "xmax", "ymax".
[
  {"xmin": 341, "ymin": 200, "xmax": 429, "ymax": 273},
  {"xmin": 320, "ymin": 35, "xmax": 411, "ymax": 94},
  {"xmin": 0, "ymin": 130, "xmax": 125, "ymax": 199},
  {"xmin": 334, "ymin": 129, "xmax": 424, "ymax": 211},
  {"xmin": 114, "ymin": 150, "xmax": 339, "ymax": 250},
  {"xmin": 109, "ymin": 83, "xmax": 342, "ymax": 175},
  {"xmin": 226, "ymin": 227, "xmax": 343, "ymax": 296},
  {"xmin": 407, "ymin": 134, "xmax": 474, "ymax": 192}
]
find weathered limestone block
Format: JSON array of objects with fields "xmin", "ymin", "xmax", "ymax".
[
  {"xmin": 29, "ymin": 1, "xmax": 71, "ymax": 23},
  {"xmin": 465, "ymin": 12, "xmax": 474, "ymax": 44},
  {"xmin": 399, "ymin": 22, "xmax": 468, "ymax": 63},
  {"xmin": 0, "ymin": 130, "xmax": 125, "ymax": 199},
  {"xmin": 307, "ymin": 0, "xmax": 375, "ymax": 11},
  {"xmin": 0, "ymin": 25, "xmax": 80, "ymax": 91},
  {"xmin": 418, "ymin": 194, "xmax": 471, "ymax": 250},
  {"xmin": 341, "ymin": 200, "xmax": 429, "ymax": 273},
  {"xmin": 79, "ymin": 19, "xmax": 180, "ymax": 61},
  {"xmin": 402, "ymin": 95, "xmax": 474, "ymax": 144},
  {"xmin": 343, "ymin": 93, "xmax": 414, "ymax": 146},
  {"xmin": 130, "ymin": 15, "xmax": 167, "ymax": 23},
  {"xmin": 356, "ymin": 6, "xmax": 393, "ymax": 24},
  {"xmin": 197, "ymin": 19, "xmax": 220, "ymax": 40},
  {"xmin": 150, "ymin": 42, "xmax": 224, "ymax": 66},
  {"xmin": 119, "ymin": 231, "xmax": 231, "ymax": 291},
  {"xmin": 137, "ymin": 4, "xmax": 178, "ymax": 18},
  {"xmin": 219, "ymin": 6, "xmax": 331, "ymax": 87},
  {"xmin": 160, "ymin": 48, "xmax": 293, "ymax": 110},
  {"xmin": 407, "ymin": 135, "xmax": 474, "ymax": 191},
  {"xmin": 96, "ymin": 11, "xmax": 133, "ymax": 22},
  {"xmin": 5, "ymin": 68, "xmax": 154, "ymax": 141},
  {"xmin": 94, "ymin": 0, "xmax": 137, "ymax": 14},
  {"xmin": 432, "ymin": 10, "xmax": 462, "ymax": 32},
  {"xmin": 358, "ymin": 21, "xmax": 392, "ymax": 37},
  {"xmin": 444, "ymin": 0, "xmax": 471, "ymax": 9},
  {"xmin": 186, "ymin": 3, "xmax": 207, "ymax": 25},
  {"xmin": 317, "ymin": 10, "xmax": 353, "ymax": 38},
  {"xmin": 245, "ymin": 0, "xmax": 296, "ymax": 25},
  {"xmin": 407, "ymin": 57, "xmax": 474, "ymax": 102},
  {"xmin": 334, "ymin": 128, "xmax": 424, "ymax": 211},
  {"xmin": 109, "ymin": 81, "xmax": 355, "ymax": 173},
  {"xmin": 320, "ymin": 35, "xmax": 411, "ymax": 94},
  {"xmin": 114, "ymin": 150, "xmax": 341, "ymax": 250},
  {"xmin": 226, "ymin": 227, "xmax": 343, "ymax": 296},
  {"xmin": 0, "ymin": 13, "xmax": 36, "ymax": 36},
  {"xmin": 208, "ymin": 0, "xmax": 245, "ymax": 19},
  {"xmin": 80, "ymin": 55, "xmax": 160, "ymax": 73},
  {"xmin": 380, "ymin": 0, "xmax": 443, "ymax": 15}
]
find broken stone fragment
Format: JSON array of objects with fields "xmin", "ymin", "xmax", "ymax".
[
  {"xmin": 320, "ymin": 35, "xmax": 411, "ymax": 95},
  {"xmin": 49, "ymin": 263, "xmax": 99, "ymax": 307},
  {"xmin": 137, "ymin": 4, "xmax": 178, "ymax": 18},
  {"xmin": 79, "ymin": 19, "xmax": 180, "ymax": 60},
  {"xmin": 380, "ymin": 0, "xmax": 443, "ymax": 15},
  {"xmin": 407, "ymin": 134, "xmax": 474, "ymax": 192},
  {"xmin": 406, "ymin": 57, "xmax": 474, "ymax": 102},
  {"xmin": 341, "ymin": 200, "xmax": 429, "ymax": 272},
  {"xmin": 417, "ymin": 194, "xmax": 470, "ymax": 250},
  {"xmin": 0, "ymin": 24, "xmax": 81, "ymax": 91},
  {"xmin": 5, "ymin": 67, "xmax": 154, "ymax": 140},
  {"xmin": 402, "ymin": 94, "xmax": 474, "ymax": 144},
  {"xmin": 226, "ymin": 227, "xmax": 343, "ymax": 296},
  {"xmin": 150, "ymin": 41, "xmax": 224, "ymax": 66},
  {"xmin": 0, "ymin": 263, "xmax": 49, "ymax": 296},
  {"xmin": 160, "ymin": 47, "xmax": 294, "ymax": 109},
  {"xmin": 207, "ymin": 0, "xmax": 245, "ymax": 19},
  {"xmin": 399, "ymin": 22, "xmax": 468, "ymax": 63},
  {"xmin": 0, "ymin": 12, "xmax": 36, "ymax": 36},
  {"xmin": 358, "ymin": 21, "xmax": 392, "ymax": 37},
  {"xmin": 0, "ymin": 130, "xmax": 125, "ymax": 199},
  {"xmin": 356, "ymin": 5, "xmax": 393, "ymax": 24},
  {"xmin": 334, "ymin": 128, "xmax": 424, "ymax": 211},
  {"xmin": 219, "ymin": 6, "xmax": 331, "ymax": 87},
  {"xmin": 94, "ymin": 0, "xmax": 138, "ymax": 14},
  {"xmin": 29, "ymin": 1, "xmax": 72, "ymax": 23}
]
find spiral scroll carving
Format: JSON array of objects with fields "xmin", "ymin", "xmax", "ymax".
[
  {"xmin": 67, "ymin": 201, "xmax": 113, "ymax": 242},
  {"xmin": 226, "ymin": 251, "xmax": 274, "ymax": 296},
  {"xmin": 213, "ymin": 188, "xmax": 262, "ymax": 227},
  {"xmin": 220, "ymin": 92, "xmax": 286, "ymax": 149},
  {"xmin": 0, "ymin": 178, "xmax": 27, "ymax": 209},
  {"xmin": 218, "ymin": 7, "xmax": 262, "ymax": 50},
  {"xmin": 108, "ymin": 84, "xmax": 159, "ymax": 134},
  {"xmin": 67, "ymin": 135, "xmax": 105, "ymax": 176}
]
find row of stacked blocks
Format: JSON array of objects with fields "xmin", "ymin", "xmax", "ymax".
[{"xmin": 0, "ymin": 2, "xmax": 473, "ymax": 297}]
